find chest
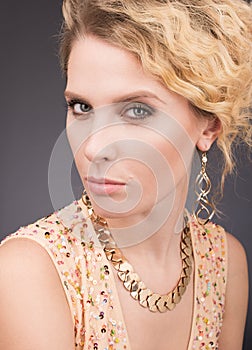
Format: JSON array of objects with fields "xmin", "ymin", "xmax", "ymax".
[{"xmin": 114, "ymin": 273, "xmax": 195, "ymax": 350}]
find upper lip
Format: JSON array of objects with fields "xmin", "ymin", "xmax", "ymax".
[{"xmin": 86, "ymin": 176, "xmax": 125, "ymax": 185}]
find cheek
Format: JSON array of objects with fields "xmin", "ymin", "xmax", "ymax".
[
  {"xmin": 73, "ymin": 148, "xmax": 88, "ymax": 182},
  {"xmin": 66, "ymin": 116, "xmax": 80, "ymax": 155},
  {"xmin": 67, "ymin": 120, "xmax": 194, "ymax": 200},
  {"xmin": 66, "ymin": 114, "xmax": 94, "ymax": 158},
  {"xmin": 122, "ymin": 158, "xmax": 157, "ymax": 189},
  {"xmin": 150, "ymin": 136, "xmax": 193, "ymax": 190}
]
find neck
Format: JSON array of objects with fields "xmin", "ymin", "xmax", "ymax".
[{"xmin": 105, "ymin": 179, "xmax": 188, "ymax": 266}]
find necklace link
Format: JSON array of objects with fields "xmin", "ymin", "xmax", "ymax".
[{"xmin": 82, "ymin": 190, "xmax": 193, "ymax": 313}]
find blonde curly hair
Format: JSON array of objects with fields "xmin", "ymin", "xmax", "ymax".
[{"xmin": 60, "ymin": 0, "xmax": 252, "ymax": 185}]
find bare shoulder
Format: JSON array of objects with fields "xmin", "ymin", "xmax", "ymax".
[
  {"xmin": 0, "ymin": 238, "xmax": 75, "ymax": 350},
  {"xmin": 1, "ymin": 236, "xmax": 54, "ymax": 265},
  {"xmin": 0, "ymin": 238, "xmax": 64, "ymax": 289},
  {"xmin": 225, "ymin": 231, "xmax": 248, "ymax": 277},
  {"xmin": 218, "ymin": 231, "xmax": 248, "ymax": 350}
]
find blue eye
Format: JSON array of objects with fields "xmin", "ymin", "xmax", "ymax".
[
  {"xmin": 122, "ymin": 103, "xmax": 154, "ymax": 121},
  {"xmin": 67, "ymin": 99, "xmax": 92, "ymax": 116}
]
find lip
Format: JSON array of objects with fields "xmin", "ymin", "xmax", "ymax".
[
  {"xmin": 85, "ymin": 176, "xmax": 126, "ymax": 195},
  {"xmin": 86, "ymin": 176, "xmax": 125, "ymax": 185}
]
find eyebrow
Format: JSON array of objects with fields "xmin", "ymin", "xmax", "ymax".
[{"xmin": 64, "ymin": 90, "xmax": 167, "ymax": 105}]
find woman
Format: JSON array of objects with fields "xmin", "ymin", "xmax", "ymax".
[{"xmin": 0, "ymin": 0, "xmax": 251, "ymax": 349}]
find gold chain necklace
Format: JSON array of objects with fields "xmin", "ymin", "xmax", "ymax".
[{"xmin": 82, "ymin": 191, "xmax": 193, "ymax": 313}]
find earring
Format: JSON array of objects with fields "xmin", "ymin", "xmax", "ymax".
[{"xmin": 193, "ymin": 152, "xmax": 215, "ymax": 225}]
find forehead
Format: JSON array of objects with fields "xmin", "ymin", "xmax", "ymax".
[
  {"xmin": 67, "ymin": 36, "xmax": 161, "ymax": 98},
  {"xmin": 66, "ymin": 35, "xmax": 191, "ymax": 120},
  {"xmin": 68, "ymin": 36, "xmax": 140, "ymax": 77}
]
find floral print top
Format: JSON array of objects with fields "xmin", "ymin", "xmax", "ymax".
[{"xmin": 1, "ymin": 199, "xmax": 227, "ymax": 350}]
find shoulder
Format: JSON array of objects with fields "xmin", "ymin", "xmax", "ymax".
[
  {"xmin": 1, "ymin": 209, "xmax": 62, "ymax": 246},
  {"xmin": 224, "ymin": 231, "xmax": 248, "ymax": 308},
  {"xmin": 0, "ymin": 199, "xmax": 88, "ymax": 312},
  {"xmin": 0, "ymin": 198, "xmax": 94, "ymax": 289},
  {"xmin": 0, "ymin": 235, "xmax": 55, "ymax": 266},
  {"xmin": 0, "ymin": 207, "xmax": 64, "ymax": 274},
  {"xmin": 218, "ymin": 231, "xmax": 248, "ymax": 349},
  {"xmin": 225, "ymin": 231, "xmax": 248, "ymax": 277},
  {"xmin": 0, "ymin": 237, "xmax": 66, "ymax": 293},
  {"xmin": 207, "ymin": 223, "xmax": 248, "ymax": 275},
  {"xmin": 201, "ymin": 222, "xmax": 248, "ymax": 290},
  {"xmin": 190, "ymin": 218, "xmax": 227, "ymax": 260},
  {"xmin": 0, "ymin": 199, "xmax": 101, "ymax": 349},
  {"xmin": 1, "ymin": 199, "xmax": 88, "ymax": 253},
  {"xmin": 224, "ymin": 231, "xmax": 248, "ymax": 306},
  {"xmin": 0, "ymin": 201, "xmax": 86, "ymax": 350},
  {"xmin": 193, "ymin": 221, "xmax": 248, "ymax": 349},
  {"xmin": 0, "ymin": 238, "xmax": 75, "ymax": 350}
]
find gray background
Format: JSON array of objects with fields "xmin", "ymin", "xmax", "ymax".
[{"xmin": 0, "ymin": 1, "xmax": 251, "ymax": 348}]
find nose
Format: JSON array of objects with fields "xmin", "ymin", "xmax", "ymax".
[{"xmin": 84, "ymin": 127, "xmax": 118, "ymax": 163}]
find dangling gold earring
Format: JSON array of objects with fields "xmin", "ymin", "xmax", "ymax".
[{"xmin": 193, "ymin": 152, "xmax": 215, "ymax": 225}]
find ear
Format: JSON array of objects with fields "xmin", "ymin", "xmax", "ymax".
[{"xmin": 196, "ymin": 117, "xmax": 222, "ymax": 152}]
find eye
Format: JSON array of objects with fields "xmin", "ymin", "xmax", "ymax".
[
  {"xmin": 67, "ymin": 99, "xmax": 92, "ymax": 117},
  {"xmin": 121, "ymin": 103, "xmax": 154, "ymax": 121}
]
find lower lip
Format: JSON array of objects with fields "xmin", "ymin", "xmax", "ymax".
[{"xmin": 87, "ymin": 181, "xmax": 125, "ymax": 195}]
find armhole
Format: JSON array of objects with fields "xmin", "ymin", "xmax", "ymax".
[{"xmin": 1, "ymin": 235, "xmax": 76, "ymax": 325}]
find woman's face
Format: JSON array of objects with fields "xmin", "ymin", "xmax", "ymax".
[{"xmin": 65, "ymin": 35, "xmax": 209, "ymax": 224}]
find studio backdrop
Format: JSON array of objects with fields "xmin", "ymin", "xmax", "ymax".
[{"xmin": 0, "ymin": 2, "xmax": 251, "ymax": 349}]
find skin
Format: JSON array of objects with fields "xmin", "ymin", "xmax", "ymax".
[{"xmin": 0, "ymin": 36, "xmax": 248, "ymax": 350}]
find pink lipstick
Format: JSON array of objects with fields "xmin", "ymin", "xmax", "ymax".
[{"xmin": 86, "ymin": 177, "xmax": 126, "ymax": 195}]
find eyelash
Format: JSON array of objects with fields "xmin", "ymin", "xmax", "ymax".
[
  {"xmin": 67, "ymin": 99, "xmax": 92, "ymax": 116},
  {"xmin": 66, "ymin": 99, "xmax": 155, "ymax": 121},
  {"xmin": 121, "ymin": 103, "xmax": 154, "ymax": 121}
]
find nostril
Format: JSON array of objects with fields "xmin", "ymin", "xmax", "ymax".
[{"xmin": 84, "ymin": 137, "xmax": 118, "ymax": 163}]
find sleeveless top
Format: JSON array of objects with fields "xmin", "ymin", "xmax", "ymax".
[{"xmin": 1, "ymin": 199, "xmax": 227, "ymax": 350}]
